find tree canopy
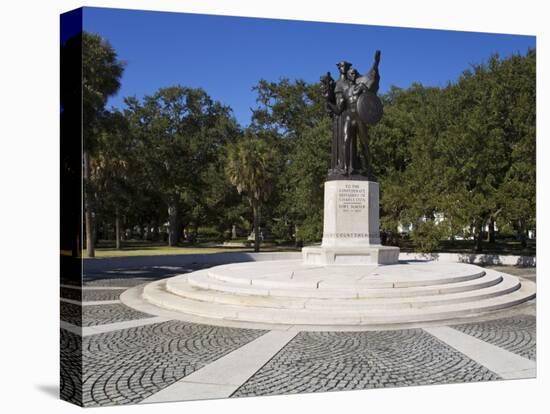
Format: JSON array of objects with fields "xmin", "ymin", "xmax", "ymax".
[
  {"xmin": 79, "ymin": 32, "xmax": 125, "ymax": 257},
  {"xmin": 80, "ymin": 32, "xmax": 535, "ymax": 254},
  {"xmin": 225, "ymin": 131, "xmax": 279, "ymax": 252}
]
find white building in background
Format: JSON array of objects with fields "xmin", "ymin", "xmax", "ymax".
[
  {"xmin": 396, "ymin": 213, "xmax": 503, "ymax": 240},
  {"xmin": 397, "ymin": 212, "xmax": 446, "ymax": 235}
]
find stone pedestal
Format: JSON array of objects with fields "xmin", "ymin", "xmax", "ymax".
[{"xmin": 302, "ymin": 180, "xmax": 399, "ymax": 265}]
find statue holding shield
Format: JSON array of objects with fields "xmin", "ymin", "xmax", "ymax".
[{"xmin": 321, "ymin": 50, "xmax": 383, "ymax": 180}]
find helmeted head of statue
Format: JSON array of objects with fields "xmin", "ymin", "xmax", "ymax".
[
  {"xmin": 347, "ymin": 68, "xmax": 359, "ymax": 82},
  {"xmin": 336, "ymin": 61, "xmax": 352, "ymax": 75}
]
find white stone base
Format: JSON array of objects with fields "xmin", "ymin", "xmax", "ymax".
[
  {"xmin": 302, "ymin": 245, "xmax": 400, "ymax": 265},
  {"xmin": 124, "ymin": 259, "xmax": 536, "ymax": 329},
  {"xmin": 321, "ymin": 180, "xmax": 381, "ymax": 247},
  {"xmin": 307, "ymin": 179, "xmax": 400, "ymax": 265}
]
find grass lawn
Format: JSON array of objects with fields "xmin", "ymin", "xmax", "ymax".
[
  {"xmin": 82, "ymin": 246, "xmax": 248, "ymax": 258},
  {"xmin": 82, "ymin": 240, "xmax": 300, "ymax": 258},
  {"xmin": 82, "ymin": 238, "xmax": 534, "ymax": 259}
]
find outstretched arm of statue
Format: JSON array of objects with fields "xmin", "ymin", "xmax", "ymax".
[
  {"xmin": 364, "ymin": 50, "xmax": 381, "ymax": 94},
  {"xmin": 373, "ymin": 50, "xmax": 381, "ymax": 69}
]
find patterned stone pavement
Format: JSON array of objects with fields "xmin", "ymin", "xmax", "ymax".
[
  {"xmin": 80, "ymin": 321, "xmax": 265, "ymax": 406},
  {"xmin": 83, "ymin": 289, "xmax": 123, "ymax": 301},
  {"xmin": 61, "ymin": 287, "xmax": 122, "ymax": 302},
  {"xmin": 60, "ymin": 329, "xmax": 82, "ymax": 406},
  {"xmin": 82, "ymin": 264, "xmax": 205, "ymax": 288},
  {"xmin": 60, "ymin": 287, "xmax": 82, "ymax": 301},
  {"xmin": 61, "ymin": 301, "xmax": 153, "ymax": 327},
  {"xmin": 452, "ymin": 316, "xmax": 536, "ymax": 361},
  {"xmin": 232, "ymin": 330, "xmax": 500, "ymax": 398},
  {"xmin": 83, "ymin": 278, "xmax": 154, "ymax": 288},
  {"xmin": 61, "ymin": 274, "xmax": 154, "ymax": 327},
  {"xmin": 60, "ymin": 265, "xmax": 536, "ymax": 407},
  {"xmin": 60, "ymin": 302, "xmax": 81, "ymax": 326}
]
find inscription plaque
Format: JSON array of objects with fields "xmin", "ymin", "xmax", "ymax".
[{"xmin": 337, "ymin": 183, "xmax": 367, "ymax": 213}]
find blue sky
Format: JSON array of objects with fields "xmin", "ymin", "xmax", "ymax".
[{"xmin": 78, "ymin": 7, "xmax": 535, "ymax": 127}]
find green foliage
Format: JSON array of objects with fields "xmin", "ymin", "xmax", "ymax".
[
  {"xmin": 296, "ymin": 213, "xmax": 324, "ymax": 243},
  {"xmin": 85, "ymin": 32, "xmax": 535, "ymax": 254},
  {"xmin": 270, "ymin": 219, "xmax": 293, "ymax": 241},
  {"xmin": 82, "ymin": 33, "xmax": 125, "ymax": 154},
  {"xmin": 250, "ymin": 78, "xmax": 329, "ymax": 242},
  {"xmin": 225, "ymin": 131, "xmax": 279, "ymax": 251},
  {"xmin": 410, "ymin": 220, "xmax": 447, "ymax": 253},
  {"xmin": 78, "ymin": 32, "xmax": 126, "ymax": 255},
  {"xmin": 373, "ymin": 50, "xmax": 536, "ymax": 252},
  {"xmin": 230, "ymin": 51, "xmax": 535, "ymax": 251},
  {"xmin": 225, "ymin": 131, "xmax": 279, "ymax": 202},
  {"xmin": 95, "ymin": 85, "xmax": 241, "ymax": 245}
]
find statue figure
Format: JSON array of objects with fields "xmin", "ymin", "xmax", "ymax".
[
  {"xmin": 321, "ymin": 61, "xmax": 352, "ymax": 175},
  {"xmin": 321, "ymin": 50, "xmax": 383, "ymax": 180}
]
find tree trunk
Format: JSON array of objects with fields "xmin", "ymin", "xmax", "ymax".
[
  {"xmin": 84, "ymin": 150, "xmax": 95, "ymax": 258},
  {"xmin": 294, "ymin": 224, "xmax": 302, "ymax": 248},
  {"xmin": 84, "ymin": 209, "xmax": 94, "ymax": 257},
  {"xmin": 152, "ymin": 222, "xmax": 159, "ymax": 242},
  {"xmin": 518, "ymin": 220, "xmax": 527, "ymax": 249},
  {"xmin": 253, "ymin": 201, "xmax": 260, "ymax": 253},
  {"xmin": 520, "ymin": 233, "xmax": 527, "ymax": 249},
  {"xmin": 475, "ymin": 222, "xmax": 483, "ymax": 252},
  {"xmin": 115, "ymin": 209, "xmax": 121, "ymax": 250},
  {"xmin": 144, "ymin": 223, "xmax": 151, "ymax": 241},
  {"xmin": 75, "ymin": 226, "xmax": 81, "ymax": 258},
  {"xmin": 488, "ymin": 218, "xmax": 495, "ymax": 243},
  {"xmin": 191, "ymin": 222, "xmax": 199, "ymax": 244},
  {"xmin": 92, "ymin": 219, "xmax": 97, "ymax": 247},
  {"xmin": 287, "ymin": 221, "xmax": 293, "ymax": 242},
  {"xmin": 168, "ymin": 204, "xmax": 179, "ymax": 247}
]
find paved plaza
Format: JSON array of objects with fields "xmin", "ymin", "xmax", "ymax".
[{"xmin": 60, "ymin": 260, "xmax": 536, "ymax": 407}]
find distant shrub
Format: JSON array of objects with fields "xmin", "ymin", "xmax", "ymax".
[
  {"xmin": 410, "ymin": 220, "xmax": 445, "ymax": 253},
  {"xmin": 296, "ymin": 213, "xmax": 323, "ymax": 244}
]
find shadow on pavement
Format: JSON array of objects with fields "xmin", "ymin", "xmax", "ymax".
[
  {"xmin": 83, "ymin": 264, "xmax": 207, "ymax": 284},
  {"xmin": 36, "ymin": 384, "xmax": 59, "ymax": 399}
]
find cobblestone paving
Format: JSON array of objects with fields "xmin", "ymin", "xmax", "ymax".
[
  {"xmin": 61, "ymin": 301, "xmax": 81, "ymax": 326},
  {"xmin": 82, "ymin": 265, "xmax": 203, "ymax": 287},
  {"xmin": 61, "ymin": 302, "xmax": 152, "ymax": 327},
  {"xmin": 59, "ymin": 269, "xmax": 535, "ymax": 406},
  {"xmin": 232, "ymin": 329, "xmax": 499, "ymax": 397},
  {"xmin": 79, "ymin": 321, "xmax": 266, "ymax": 406},
  {"xmin": 62, "ymin": 287, "xmax": 123, "ymax": 302},
  {"xmin": 61, "ymin": 287, "xmax": 82, "ymax": 301},
  {"xmin": 83, "ymin": 278, "xmax": 153, "ymax": 288},
  {"xmin": 60, "ymin": 281, "xmax": 128, "ymax": 302},
  {"xmin": 83, "ymin": 289, "xmax": 122, "ymax": 301},
  {"xmin": 452, "ymin": 316, "xmax": 536, "ymax": 361},
  {"xmin": 60, "ymin": 329, "xmax": 82, "ymax": 406}
]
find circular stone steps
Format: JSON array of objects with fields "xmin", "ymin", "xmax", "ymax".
[
  {"xmin": 138, "ymin": 260, "xmax": 535, "ymax": 328},
  {"xmin": 184, "ymin": 266, "xmax": 502, "ymax": 299},
  {"xmin": 165, "ymin": 274, "xmax": 519, "ymax": 310}
]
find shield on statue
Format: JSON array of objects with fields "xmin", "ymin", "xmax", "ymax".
[{"xmin": 357, "ymin": 90, "xmax": 383, "ymax": 125}]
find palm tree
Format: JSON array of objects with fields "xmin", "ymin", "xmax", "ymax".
[
  {"xmin": 81, "ymin": 32, "xmax": 125, "ymax": 257},
  {"xmin": 225, "ymin": 133, "xmax": 277, "ymax": 252}
]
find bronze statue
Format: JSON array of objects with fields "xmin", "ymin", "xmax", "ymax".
[{"xmin": 321, "ymin": 50, "xmax": 383, "ymax": 181}]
